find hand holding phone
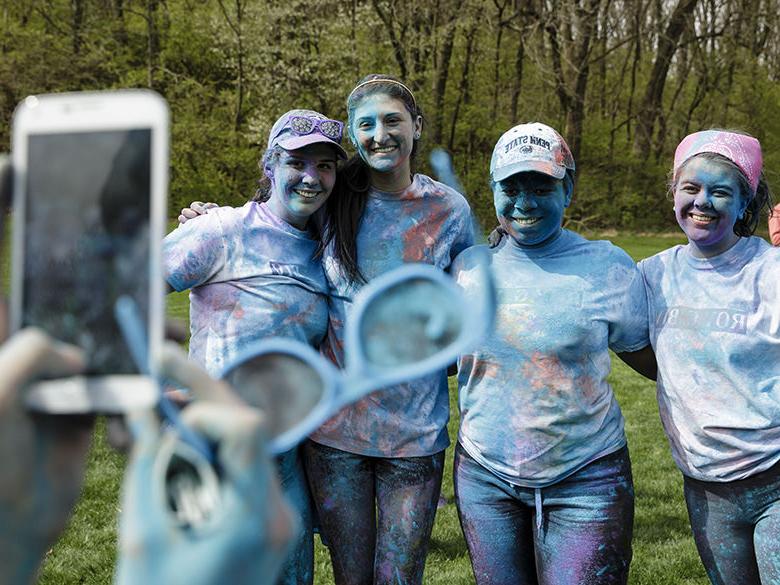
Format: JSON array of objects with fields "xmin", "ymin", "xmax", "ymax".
[
  {"xmin": 11, "ymin": 91, "xmax": 168, "ymax": 413},
  {"xmin": 116, "ymin": 343, "xmax": 297, "ymax": 585},
  {"xmin": 0, "ymin": 328, "xmax": 93, "ymax": 583}
]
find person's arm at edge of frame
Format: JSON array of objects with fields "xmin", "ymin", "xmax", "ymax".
[
  {"xmin": 616, "ymin": 247, "xmax": 658, "ymax": 382},
  {"xmin": 768, "ymin": 203, "xmax": 780, "ymax": 246}
]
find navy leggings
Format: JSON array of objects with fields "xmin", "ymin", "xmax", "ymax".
[
  {"xmin": 683, "ymin": 461, "xmax": 780, "ymax": 585},
  {"xmin": 275, "ymin": 447, "xmax": 314, "ymax": 585},
  {"xmin": 303, "ymin": 440, "xmax": 444, "ymax": 585},
  {"xmin": 454, "ymin": 443, "xmax": 634, "ymax": 585}
]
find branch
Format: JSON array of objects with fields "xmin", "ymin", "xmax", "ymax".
[
  {"xmin": 33, "ymin": 5, "xmax": 68, "ymax": 36},
  {"xmin": 370, "ymin": 0, "xmax": 407, "ymax": 78},
  {"xmin": 215, "ymin": 0, "xmax": 240, "ymax": 38},
  {"xmin": 586, "ymin": 33, "xmax": 637, "ymax": 67}
]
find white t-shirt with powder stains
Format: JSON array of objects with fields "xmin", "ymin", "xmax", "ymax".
[{"xmin": 639, "ymin": 236, "xmax": 780, "ymax": 482}]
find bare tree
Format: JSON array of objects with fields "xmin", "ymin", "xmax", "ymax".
[
  {"xmin": 633, "ymin": 0, "xmax": 699, "ymax": 158},
  {"xmin": 543, "ymin": 0, "xmax": 603, "ymax": 162}
]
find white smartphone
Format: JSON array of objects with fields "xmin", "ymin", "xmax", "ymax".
[{"xmin": 11, "ymin": 90, "xmax": 167, "ymax": 413}]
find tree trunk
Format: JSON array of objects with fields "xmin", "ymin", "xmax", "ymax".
[
  {"xmin": 371, "ymin": 0, "xmax": 408, "ymax": 79},
  {"xmin": 545, "ymin": 0, "xmax": 601, "ymax": 163},
  {"xmin": 430, "ymin": 2, "xmax": 461, "ymax": 144},
  {"xmin": 146, "ymin": 0, "xmax": 159, "ymax": 89},
  {"xmin": 448, "ymin": 19, "xmax": 478, "ymax": 151},
  {"xmin": 72, "ymin": 0, "xmax": 83, "ymax": 55},
  {"xmin": 633, "ymin": 0, "xmax": 699, "ymax": 157},
  {"xmin": 113, "ymin": 0, "xmax": 127, "ymax": 45},
  {"xmin": 510, "ymin": 27, "xmax": 525, "ymax": 122},
  {"xmin": 491, "ymin": 0, "xmax": 509, "ymax": 120}
]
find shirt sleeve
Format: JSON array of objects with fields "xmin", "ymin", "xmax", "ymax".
[
  {"xmin": 450, "ymin": 245, "xmax": 474, "ymax": 282},
  {"xmin": 447, "ymin": 197, "xmax": 476, "ymax": 269},
  {"xmin": 163, "ymin": 210, "xmax": 229, "ymax": 292},
  {"xmin": 605, "ymin": 250, "xmax": 651, "ymax": 353}
]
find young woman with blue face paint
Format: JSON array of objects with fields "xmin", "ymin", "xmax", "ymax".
[
  {"xmin": 638, "ymin": 130, "xmax": 780, "ymax": 585},
  {"xmin": 451, "ymin": 122, "xmax": 655, "ymax": 585},
  {"xmin": 302, "ymin": 74, "xmax": 474, "ymax": 585},
  {"xmin": 164, "ymin": 108, "xmax": 346, "ymax": 585}
]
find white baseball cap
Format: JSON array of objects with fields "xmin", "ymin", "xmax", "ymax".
[{"xmin": 490, "ymin": 122, "xmax": 575, "ymax": 182}]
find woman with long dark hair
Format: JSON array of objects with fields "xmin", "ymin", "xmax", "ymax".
[{"xmin": 303, "ymin": 74, "xmax": 474, "ymax": 585}]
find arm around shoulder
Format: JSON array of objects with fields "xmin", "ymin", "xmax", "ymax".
[{"xmin": 616, "ymin": 345, "xmax": 657, "ymax": 381}]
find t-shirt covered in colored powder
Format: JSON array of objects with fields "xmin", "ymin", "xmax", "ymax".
[
  {"xmin": 309, "ymin": 174, "xmax": 475, "ymax": 457},
  {"xmin": 164, "ymin": 201, "xmax": 329, "ymax": 377},
  {"xmin": 639, "ymin": 236, "xmax": 780, "ymax": 482},
  {"xmin": 453, "ymin": 230, "xmax": 649, "ymax": 487}
]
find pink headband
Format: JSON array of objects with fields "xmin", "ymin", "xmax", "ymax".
[{"xmin": 674, "ymin": 130, "xmax": 763, "ymax": 194}]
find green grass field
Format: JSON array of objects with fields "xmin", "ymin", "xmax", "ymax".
[{"xmin": 38, "ymin": 232, "xmax": 719, "ymax": 585}]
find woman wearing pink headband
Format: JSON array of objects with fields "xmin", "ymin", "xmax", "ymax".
[{"xmin": 638, "ymin": 129, "xmax": 779, "ymax": 584}]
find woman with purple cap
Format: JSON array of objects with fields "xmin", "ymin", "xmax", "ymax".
[
  {"xmin": 163, "ymin": 108, "xmax": 347, "ymax": 585},
  {"xmin": 452, "ymin": 122, "xmax": 655, "ymax": 585},
  {"xmin": 638, "ymin": 130, "xmax": 779, "ymax": 585}
]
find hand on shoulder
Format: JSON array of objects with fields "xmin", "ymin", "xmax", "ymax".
[{"xmin": 178, "ymin": 201, "xmax": 218, "ymax": 225}]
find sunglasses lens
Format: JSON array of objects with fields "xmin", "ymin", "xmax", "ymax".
[
  {"xmin": 223, "ymin": 352, "xmax": 325, "ymax": 440},
  {"xmin": 290, "ymin": 117, "xmax": 315, "ymax": 135},
  {"xmin": 319, "ymin": 120, "xmax": 342, "ymax": 141},
  {"xmin": 358, "ymin": 278, "xmax": 463, "ymax": 367}
]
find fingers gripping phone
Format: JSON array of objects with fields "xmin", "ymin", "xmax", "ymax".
[{"xmin": 11, "ymin": 90, "xmax": 167, "ymax": 413}]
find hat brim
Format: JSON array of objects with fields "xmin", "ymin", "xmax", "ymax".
[
  {"xmin": 276, "ymin": 134, "xmax": 348, "ymax": 160},
  {"xmin": 492, "ymin": 160, "xmax": 566, "ymax": 182}
]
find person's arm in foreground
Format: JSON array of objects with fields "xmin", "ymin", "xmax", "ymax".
[
  {"xmin": 0, "ymin": 329, "xmax": 92, "ymax": 584},
  {"xmin": 116, "ymin": 343, "xmax": 297, "ymax": 585}
]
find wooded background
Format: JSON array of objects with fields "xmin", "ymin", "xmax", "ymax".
[{"xmin": 2, "ymin": 0, "xmax": 778, "ymax": 230}]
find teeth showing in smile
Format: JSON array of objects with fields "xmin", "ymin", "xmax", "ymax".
[
  {"xmin": 372, "ymin": 146, "xmax": 396, "ymax": 153},
  {"xmin": 513, "ymin": 217, "xmax": 541, "ymax": 226},
  {"xmin": 294, "ymin": 189, "xmax": 320, "ymax": 199},
  {"xmin": 689, "ymin": 213, "xmax": 715, "ymax": 223}
]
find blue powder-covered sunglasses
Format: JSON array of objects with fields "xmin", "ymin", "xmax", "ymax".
[{"xmin": 220, "ymin": 249, "xmax": 496, "ymax": 455}]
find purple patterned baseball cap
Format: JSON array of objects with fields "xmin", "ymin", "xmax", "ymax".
[
  {"xmin": 490, "ymin": 122, "xmax": 575, "ymax": 182},
  {"xmin": 267, "ymin": 109, "xmax": 347, "ymax": 159}
]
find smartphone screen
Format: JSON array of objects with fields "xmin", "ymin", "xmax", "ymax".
[{"xmin": 22, "ymin": 128, "xmax": 151, "ymax": 375}]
